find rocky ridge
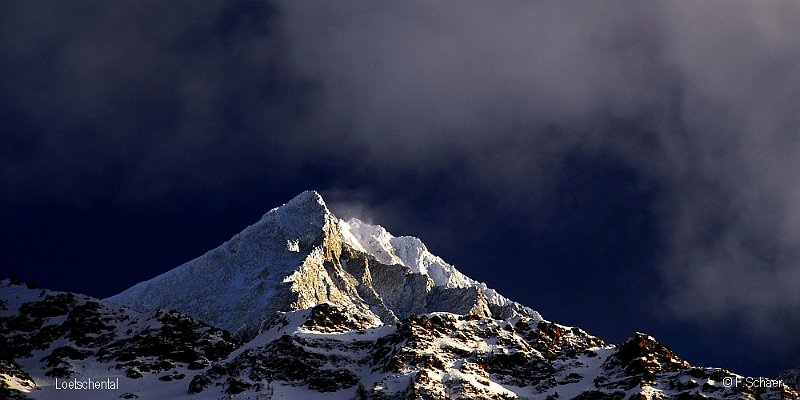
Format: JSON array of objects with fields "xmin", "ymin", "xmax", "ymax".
[{"xmin": 186, "ymin": 303, "xmax": 796, "ymax": 400}]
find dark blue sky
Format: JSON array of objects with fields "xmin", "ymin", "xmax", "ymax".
[{"xmin": 2, "ymin": 0, "xmax": 799, "ymax": 377}]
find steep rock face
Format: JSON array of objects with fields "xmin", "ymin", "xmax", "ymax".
[{"xmin": 108, "ymin": 191, "xmax": 539, "ymax": 338}]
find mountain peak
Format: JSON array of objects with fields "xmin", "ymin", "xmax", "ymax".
[
  {"xmin": 282, "ymin": 189, "xmax": 326, "ymax": 210},
  {"xmin": 268, "ymin": 190, "xmax": 331, "ymax": 240},
  {"xmin": 273, "ymin": 190, "xmax": 330, "ymax": 225},
  {"xmin": 108, "ymin": 191, "xmax": 540, "ymax": 338}
]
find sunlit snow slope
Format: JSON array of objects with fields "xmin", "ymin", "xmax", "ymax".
[{"xmin": 107, "ymin": 191, "xmax": 539, "ymax": 337}]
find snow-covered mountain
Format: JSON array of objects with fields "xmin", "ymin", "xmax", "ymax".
[
  {"xmin": 2, "ymin": 280, "xmax": 795, "ymax": 400},
  {"xmin": 0, "ymin": 280, "xmax": 238, "ymax": 400},
  {"xmin": 107, "ymin": 191, "xmax": 539, "ymax": 338},
  {"xmin": 2, "ymin": 191, "xmax": 797, "ymax": 399}
]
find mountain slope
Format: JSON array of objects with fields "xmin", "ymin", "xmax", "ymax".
[
  {"xmin": 0, "ymin": 280, "xmax": 238, "ymax": 400},
  {"xmin": 3, "ymin": 191, "xmax": 797, "ymax": 399},
  {"xmin": 107, "ymin": 191, "xmax": 539, "ymax": 338},
  {"xmin": 3, "ymin": 279, "xmax": 795, "ymax": 399},
  {"xmin": 192, "ymin": 304, "xmax": 795, "ymax": 400}
]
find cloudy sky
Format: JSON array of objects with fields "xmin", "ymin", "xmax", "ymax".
[{"xmin": 2, "ymin": 1, "xmax": 799, "ymax": 376}]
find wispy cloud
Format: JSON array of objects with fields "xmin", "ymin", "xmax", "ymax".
[{"xmin": 278, "ymin": 0, "xmax": 800, "ymax": 344}]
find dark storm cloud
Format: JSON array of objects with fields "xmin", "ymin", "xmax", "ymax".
[
  {"xmin": 278, "ymin": 0, "xmax": 800, "ymax": 345},
  {"xmin": 0, "ymin": 1, "xmax": 336, "ymax": 209}
]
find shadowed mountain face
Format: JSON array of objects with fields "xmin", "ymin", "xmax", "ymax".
[{"xmin": 1, "ymin": 192, "xmax": 796, "ymax": 399}]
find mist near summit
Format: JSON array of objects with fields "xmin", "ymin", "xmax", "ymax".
[{"xmin": 279, "ymin": 0, "xmax": 800, "ymax": 344}]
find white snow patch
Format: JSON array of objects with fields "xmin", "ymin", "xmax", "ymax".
[{"xmin": 343, "ymin": 218, "xmax": 539, "ymax": 317}]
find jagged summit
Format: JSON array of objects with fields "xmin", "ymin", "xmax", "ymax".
[{"xmin": 107, "ymin": 191, "xmax": 540, "ymax": 338}]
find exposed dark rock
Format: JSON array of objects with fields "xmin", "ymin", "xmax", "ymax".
[
  {"xmin": 308, "ymin": 369, "xmax": 359, "ymax": 392},
  {"xmin": 303, "ymin": 303, "xmax": 372, "ymax": 332},
  {"xmin": 188, "ymin": 374, "xmax": 212, "ymax": 394},
  {"xmin": 19, "ymin": 293, "xmax": 75, "ymax": 318},
  {"xmin": 226, "ymin": 378, "xmax": 252, "ymax": 394}
]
